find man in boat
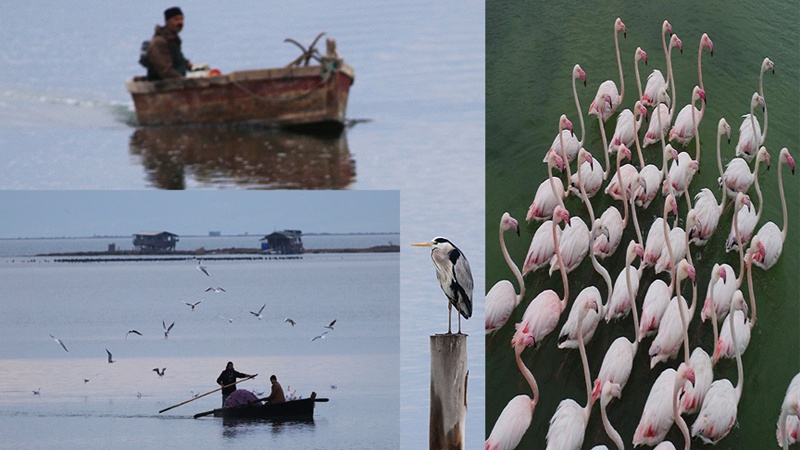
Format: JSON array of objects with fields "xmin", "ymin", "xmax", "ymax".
[
  {"xmin": 216, "ymin": 361, "xmax": 254, "ymax": 407},
  {"xmin": 264, "ymin": 374, "xmax": 286, "ymax": 404},
  {"xmin": 143, "ymin": 7, "xmax": 193, "ymax": 80}
]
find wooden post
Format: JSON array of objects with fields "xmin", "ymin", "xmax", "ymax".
[{"xmin": 429, "ymin": 333, "xmax": 468, "ymax": 450}]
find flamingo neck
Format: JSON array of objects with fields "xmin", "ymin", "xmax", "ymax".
[
  {"xmin": 710, "ymin": 273, "xmax": 720, "ymax": 351},
  {"xmin": 662, "ymin": 26, "xmax": 670, "ymax": 85},
  {"xmin": 614, "ymin": 24, "xmax": 624, "ymax": 105},
  {"xmin": 553, "ymin": 217, "xmax": 569, "ymax": 310},
  {"xmin": 676, "ymin": 275, "xmax": 690, "ymax": 364},
  {"xmin": 547, "ymin": 158, "xmax": 566, "ymax": 210},
  {"xmin": 577, "ymin": 158, "xmax": 596, "ymax": 224},
  {"xmin": 635, "ymin": 56, "xmax": 643, "ymax": 100},
  {"xmin": 780, "ymin": 410, "xmax": 790, "ymax": 450},
  {"xmin": 634, "ymin": 118, "xmax": 645, "ymax": 170},
  {"xmin": 515, "ymin": 349, "xmax": 539, "ymax": 403},
  {"xmin": 500, "ymin": 224, "xmax": 525, "ymax": 303},
  {"xmin": 601, "ymin": 399, "xmax": 624, "ymax": 450},
  {"xmin": 574, "ymin": 74, "xmax": 586, "ymax": 146},
  {"xmin": 749, "ymin": 102, "xmax": 759, "ymax": 148},
  {"xmin": 697, "ymin": 42, "xmax": 705, "ymax": 92},
  {"xmin": 630, "ymin": 196, "xmax": 644, "ymax": 251},
  {"xmin": 673, "ymin": 372, "xmax": 691, "ymax": 450},
  {"xmin": 746, "ymin": 253, "xmax": 757, "ymax": 328},
  {"xmin": 591, "ymin": 250, "xmax": 613, "ymax": 313},
  {"xmin": 730, "ymin": 297, "xmax": 744, "ymax": 401},
  {"xmin": 668, "ymin": 46, "xmax": 677, "ymax": 119},
  {"xmin": 577, "ymin": 310, "xmax": 593, "ymax": 413},
  {"xmin": 760, "ymin": 70, "xmax": 769, "ymax": 142},
  {"xmin": 558, "ymin": 125, "xmax": 574, "ymax": 184},
  {"xmin": 716, "ymin": 129, "xmax": 725, "ymax": 186},
  {"xmin": 734, "ymin": 203, "xmax": 746, "ymax": 288},
  {"xmin": 626, "ymin": 252, "xmax": 641, "ymax": 346},
  {"xmin": 659, "ymin": 111, "xmax": 668, "ymax": 177},
  {"xmin": 600, "ymin": 116, "xmax": 611, "ymax": 180},
  {"xmin": 691, "ymin": 97, "xmax": 701, "ymax": 163},
  {"xmin": 780, "ymin": 157, "xmax": 788, "ymax": 240}
]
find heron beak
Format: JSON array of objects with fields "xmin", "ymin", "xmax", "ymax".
[{"xmin": 411, "ymin": 242, "xmax": 432, "ymax": 247}]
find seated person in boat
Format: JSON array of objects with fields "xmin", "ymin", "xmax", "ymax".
[
  {"xmin": 216, "ymin": 361, "xmax": 254, "ymax": 407},
  {"xmin": 143, "ymin": 7, "xmax": 193, "ymax": 80},
  {"xmin": 264, "ymin": 374, "xmax": 286, "ymax": 404}
]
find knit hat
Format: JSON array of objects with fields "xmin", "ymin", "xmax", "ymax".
[{"xmin": 164, "ymin": 7, "xmax": 183, "ymax": 21}]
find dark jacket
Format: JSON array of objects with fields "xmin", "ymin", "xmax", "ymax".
[
  {"xmin": 145, "ymin": 25, "xmax": 190, "ymax": 80},
  {"xmin": 265, "ymin": 380, "xmax": 285, "ymax": 404},
  {"xmin": 217, "ymin": 369, "xmax": 248, "ymax": 395}
]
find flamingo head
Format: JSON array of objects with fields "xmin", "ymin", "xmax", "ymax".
[
  {"xmin": 591, "ymin": 379, "xmax": 603, "ymax": 403},
  {"xmin": 553, "ymin": 205, "xmax": 570, "ymax": 226},
  {"xmin": 667, "ymin": 145, "xmax": 680, "ymax": 163},
  {"xmin": 752, "ymin": 92, "xmax": 765, "ymax": 112},
  {"xmin": 782, "ymin": 147, "xmax": 796, "ymax": 174},
  {"xmin": 501, "ymin": 212, "xmax": 520, "ymax": 236},
  {"xmin": 679, "ymin": 362, "xmax": 696, "ymax": 387},
  {"xmin": 732, "ymin": 290, "xmax": 748, "ymax": 317},
  {"xmin": 663, "ymin": 20, "xmax": 672, "ymax": 36},
  {"xmin": 574, "ymin": 64, "xmax": 586, "ymax": 86},
  {"xmin": 701, "ymin": 33, "xmax": 713, "ymax": 56},
  {"xmin": 718, "ymin": 118, "xmax": 731, "ymax": 143},
  {"xmin": 717, "ymin": 264, "xmax": 727, "ymax": 283},
  {"xmin": 762, "ymin": 57, "xmax": 775, "ymax": 75},
  {"xmin": 580, "ymin": 148, "xmax": 594, "ymax": 167},
  {"xmin": 750, "ymin": 236, "xmax": 766, "ymax": 263},
  {"xmin": 670, "ymin": 34, "xmax": 683, "ymax": 54},
  {"xmin": 665, "ymin": 193, "xmax": 678, "ymax": 217},
  {"xmin": 559, "ymin": 114, "xmax": 574, "ymax": 136},
  {"xmin": 615, "ymin": 18, "xmax": 626, "ymax": 37},
  {"xmin": 735, "ymin": 192, "xmax": 751, "ymax": 211},
  {"xmin": 633, "ymin": 242, "xmax": 644, "ymax": 260},
  {"xmin": 636, "ymin": 47, "xmax": 647, "ymax": 65},
  {"xmin": 690, "ymin": 159, "xmax": 700, "ymax": 174},
  {"xmin": 758, "ymin": 146, "xmax": 771, "ymax": 169},
  {"xmin": 548, "ymin": 152, "xmax": 564, "ymax": 171},
  {"xmin": 694, "ymin": 86, "xmax": 707, "ymax": 104},
  {"xmin": 618, "ymin": 144, "xmax": 632, "ymax": 162}
]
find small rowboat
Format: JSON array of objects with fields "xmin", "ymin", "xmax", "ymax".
[
  {"xmin": 127, "ymin": 34, "xmax": 354, "ymax": 133},
  {"xmin": 194, "ymin": 391, "xmax": 328, "ymax": 420}
]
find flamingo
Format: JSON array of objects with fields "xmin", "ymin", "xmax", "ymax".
[
  {"xmin": 688, "ymin": 118, "xmax": 732, "ymax": 246},
  {"xmin": 632, "ymin": 362, "xmax": 696, "ymax": 447},
  {"xmin": 696, "ymin": 33, "xmax": 714, "ymax": 93},
  {"xmin": 486, "ymin": 213, "xmax": 525, "ymax": 333},
  {"xmin": 648, "ymin": 258, "xmax": 695, "ymax": 368},
  {"xmin": 609, "ymin": 101, "xmax": 647, "ymax": 154},
  {"xmin": 522, "ymin": 219, "xmax": 562, "ymax": 276},
  {"xmin": 604, "ymin": 239, "xmax": 642, "ymax": 322},
  {"xmin": 485, "ymin": 336, "xmax": 541, "ymax": 449},
  {"xmin": 777, "ymin": 373, "xmax": 800, "ymax": 450},
  {"xmin": 592, "ymin": 241, "xmax": 642, "ymax": 402},
  {"xmin": 598, "ymin": 382, "xmax": 625, "ymax": 450},
  {"xmin": 512, "ymin": 206, "xmax": 570, "ymax": 349},
  {"xmin": 724, "ymin": 146, "xmax": 770, "ymax": 252},
  {"xmin": 638, "ymin": 277, "xmax": 673, "ymax": 339},
  {"xmin": 672, "ymin": 360, "xmax": 695, "ymax": 450},
  {"xmin": 691, "ymin": 293, "xmax": 747, "ymax": 444},
  {"xmin": 597, "ymin": 145, "xmax": 636, "ymax": 259},
  {"xmin": 654, "ymin": 208, "xmax": 693, "ymax": 276},
  {"xmin": 641, "ymin": 20, "xmax": 674, "ymax": 108},
  {"xmin": 526, "ymin": 152, "xmax": 566, "ymax": 222},
  {"xmin": 633, "ymin": 46, "xmax": 648, "ymax": 100},
  {"xmin": 702, "ymin": 193, "xmax": 750, "ymax": 324},
  {"xmin": 669, "ymin": 85, "xmax": 706, "ymax": 148},
  {"xmin": 604, "ymin": 143, "xmax": 639, "ymax": 202},
  {"xmin": 642, "ymin": 35, "xmax": 682, "ymax": 148},
  {"xmin": 544, "ymin": 65, "xmax": 587, "ymax": 166},
  {"xmin": 636, "ymin": 135, "xmax": 676, "ymax": 209},
  {"xmin": 569, "ymin": 148, "xmax": 604, "ymax": 199},
  {"xmin": 722, "ymin": 103, "xmax": 767, "ymax": 195},
  {"xmin": 588, "ymin": 18, "xmax": 626, "ymax": 122},
  {"xmin": 544, "ymin": 297, "xmax": 599, "ymax": 450},
  {"xmin": 548, "ymin": 213, "xmax": 590, "ymax": 276},
  {"xmin": 750, "ymin": 147, "xmax": 795, "ymax": 270},
  {"xmin": 558, "ymin": 222, "xmax": 613, "ymax": 349},
  {"xmin": 736, "ymin": 57, "xmax": 774, "ymax": 161},
  {"xmin": 643, "ymin": 193, "xmax": 678, "ymax": 268}
]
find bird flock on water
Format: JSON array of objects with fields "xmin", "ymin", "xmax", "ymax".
[
  {"xmin": 44, "ymin": 257, "xmax": 338, "ymax": 398},
  {"xmin": 485, "ymin": 17, "xmax": 798, "ymax": 450}
]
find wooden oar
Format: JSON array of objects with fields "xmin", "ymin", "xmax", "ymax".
[{"xmin": 159, "ymin": 374, "xmax": 257, "ymax": 414}]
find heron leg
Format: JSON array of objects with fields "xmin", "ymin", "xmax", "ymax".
[{"xmin": 448, "ymin": 302, "xmax": 453, "ymax": 334}]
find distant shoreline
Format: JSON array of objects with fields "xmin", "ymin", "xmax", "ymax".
[
  {"xmin": 1, "ymin": 232, "xmax": 399, "ymax": 241},
  {"xmin": 36, "ymin": 244, "xmax": 400, "ymax": 260}
]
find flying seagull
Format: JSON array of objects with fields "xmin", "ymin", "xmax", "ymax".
[
  {"xmin": 204, "ymin": 286, "xmax": 226, "ymax": 293},
  {"xmin": 196, "ymin": 260, "xmax": 210, "ymax": 276},
  {"xmin": 83, "ymin": 373, "xmax": 100, "ymax": 384},
  {"xmin": 163, "ymin": 320, "xmax": 175, "ymax": 339},
  {"xmin": 284, "ymin": 318, "xmax": 296, "ymax": 326},
  {"xmin": 324, "ymin": 319, "xmax": 337, "ymax": 330},
  {"xmin": 219, "ymin": 311, "xmax": 243, "ymax": 323},
  {"xmin": 49, "ymin": 334, "xmax": 69, "ymax": 352},
  {"xmin": 249, "ymin": 304, "xmax": 266, "ymax": 320},
  {"xmin": 311, "ymin": 331, "xmax": 329, "ymax": 342},
  {"xmin": 125, "ymin": 330, "xmax": 143, "ymax": 340},
  {"xmin": 183, "ymin": 300, "xmax": 202, "ymax": 311},
  {"xmin": 32, "ymin": 388, "xmax": 41, "ymax": 395},
  {"xmin": 106, "ymin": 348, "xmax": 115, "ymax": 363},
  {"xmin": 153, "ymin": 368, "xmax": 166, "ymax": 378}
]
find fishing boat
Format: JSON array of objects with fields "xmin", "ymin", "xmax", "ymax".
[
  {"xmin": 194, "ymin": 391, "xmax": 328, "ymax": 420},
  {"xmin": 126, "ymin": 34, "xmax": 354, "ymax": 133}
]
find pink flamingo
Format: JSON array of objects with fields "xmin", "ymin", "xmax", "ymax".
[
  {"xmin": 604, "ymin": 237, "xmax": 642, "ymax": 322},
  {"xmin": 633, "ymin": 362, "xmax": 695, "ymax": 447},
  {"xmin": 592, "ymin": 241, "xmax": 642, "ymax": 402},
  {"xmin": 636, "ymin": 118, "xmax": 677, "ymax": 209},
  {"xmin": 544, "ymin": 65, "xmax": 587, "ymax": 166},
  {"xmin": 634, "ymin": 46, "xmax": 648, "ymax": 101},
  {"xmin": 597, "ymin": 145, "xmax": 636, "ymax": 259},
  {"xmin": 669, "ymin": 85, "xmax": 706, "ymax": 148},
  {"xmin": 724, "ymin": 146, "xmax": 770, "ymax": 252},
  {"xmin": 522, "ymin": 219, "xmax": 562, "ymax": 276},
  {"xmin": 485, "ymin": 335, "xmax": 540, "ymax": 449},
  {"xmin": 544, "ymin": 297, "xmax": 599, "ymax": 449},
  {"xmin": 486, "ymin": 213, "xmax": 525, "ymax": 334},
  {"xmin": 548, "ymin": 213, "xmax": 590, "ymax": 276},
  {"xmin": 750, "ymin": 147, "xmax": 795, "ymax": 270},
  {"xmin": 696, "ymin": 33, "xmax": 714, "ymax": 92},
  {"xmin": 569, "ymin": 148, "xmax": 604, "ymax": 199},
  {"xmin": 642, "ymin": 35, "xmax": 682, "ymax": 148},
  {"xmin": 597, "ymin": 382, "xmax": 624, "ymax": 449},
  {"xmin": 609, "ymin": 101, "xmax": 647, "ymax": 154},
  {"xmin": 691, "ymin": 293, "xmax": 746, "ymax": 444},
  {"xmin": 511, "ymin": 206, "xmax": 570, "ymax": 349},
  {"xmin": 736, "ymin": 57, "xmax": 774, "ymax": 161},
  {"xmin": 641, "ymin": 20, "xmax": 674, "ymax": 108},
  {"xmin": 777, "ymin": 373, "xmax": 800, "ymax": 450},
  {"xmin": 688, "ymin": 118, "xmax": 732, "ymax": 245},
  {"xmin": 588, "ymin": 18, "xmax": 626, "ymax": 122},
  {"xmin": 643, "ymin": 192, "xmax": 678, "ymax": 268},
  {"xmin": 526, "ymin": 115, "xmax": 572, "ymax": 221},
  {"xmin": 654, "ymin": 207, "xmax": 694, "ymax": 276}
]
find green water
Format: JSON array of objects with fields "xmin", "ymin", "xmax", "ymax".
[{"xmin": 487, "ymin": 1, "xmax": 799, "ymax": 448}]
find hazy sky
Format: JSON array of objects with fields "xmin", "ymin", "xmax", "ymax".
[{"xmin": 0, "ymin": 191, "xmax": 399, "ymax": 238}]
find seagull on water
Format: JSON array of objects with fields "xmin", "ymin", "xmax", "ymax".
[
  {"xmin": 219, "ymin": 310, "xmax": 243, "ymax": 323},
  {"xmin": 32, "ymin": 388, "xmax": 41, "ymax": 395},
  {"xmin": 163, "ymin": 320, "xmax": 175, "ymax": 339},
  {"xmin": 311, "ymin": 331, "xmax": 329, "ymax": 342},
  {"xmin": 49, "ymin": 334, "xmax": 69, "ymax": 352},
  {"xmin": 249, "ymin": 304, "xmax": 266, "ymax": 320},
  {"xmin": 324, "ymin": 319, "xmax": 337, "ymax": 330},
  {"xmin": 196, "ymin": 260, "xmax": 210, "ymax": 277},
  {"xmin": 125, "ymin": 330, "xmax": 143, "ymax": 339},
  {"xmin": 284, "ymin": 318, "xmax": 296, "ymax": 326},
  {"xmin": 83, "ymin": 373, "xmax": 100, "ymax": 384},
  {"xmin": 183, "ymin": 300, "xmax": 202, "ymax": 311},
  {"xmin": 153, "ymin": 368, "xmax": 166, "ymax": 378},
  {"xmin": 106, "ymin": 348, "xmax": 115, "ymax": 363},
  {"xmin": 204, "ymin": 286, "xmax": 225, "ymax": 293}
]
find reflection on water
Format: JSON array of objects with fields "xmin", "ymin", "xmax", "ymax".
[
  {"xmin": 129, "ymin": 127, "xmax": 355, "ymax": 189},
  {"xmin": 221, "ymin": 416, "xmax": 315, "ymax": 440}
]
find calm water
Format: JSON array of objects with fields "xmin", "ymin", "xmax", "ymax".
[
  {"xmin": 487, "ymin": 1, "xmax": 798, "ymax": 448},
  {"xmin": 0, "ymin": 250, "xmax": 399, "ymax": 449},
  {"xmin": 0, "ymin": 0, "xmax": 484, "ymax": 191}
]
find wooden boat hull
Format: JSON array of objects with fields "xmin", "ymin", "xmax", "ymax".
[
  {"xmin": 126, "ymin": 63, "xmax": 354, "ymax": 132},
  {"xmin": 212, "ymin": 396, "xmax": 320, "ymax": 420}
]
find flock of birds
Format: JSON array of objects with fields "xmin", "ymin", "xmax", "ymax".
[
  {"xmin": 43, "ymin": 257, "xmax": 338, "ymax": 397},
  {"xmin": 485, "ymin": 18, "xmax": 798, "ymax": 450}
]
